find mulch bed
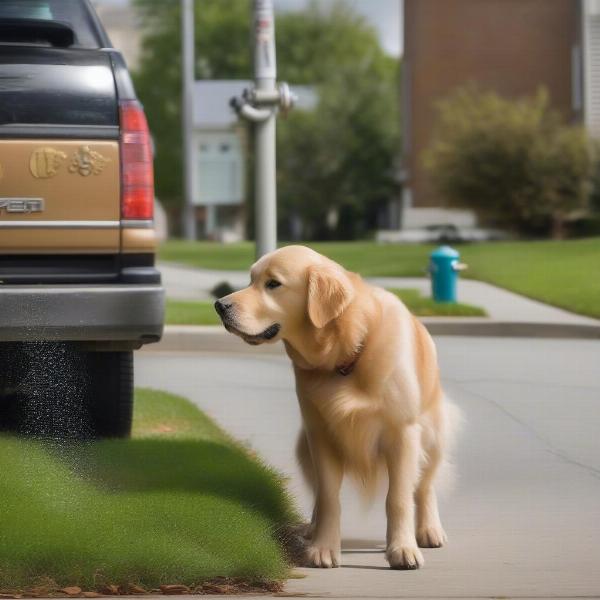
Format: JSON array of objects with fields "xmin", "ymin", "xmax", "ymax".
[{"xmin": 0, "ymin": 577, "xmax": 284, "ymax": 597}]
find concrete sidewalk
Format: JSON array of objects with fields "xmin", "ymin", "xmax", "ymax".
[
  {"xmin": 136, "ymin": 337, "xmax": 600, "ymax": 599},
  {"xmin": 160, "ymin": 261, "xmax": 598, "ymax": 325}
]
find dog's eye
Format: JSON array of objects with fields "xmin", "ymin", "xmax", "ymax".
[{"xmin": 265, "ymin": 279, "xmax": 281, "ymax": 290}]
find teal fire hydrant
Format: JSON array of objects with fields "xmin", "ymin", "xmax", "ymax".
[{"xmin": 428, "ymin": 246, "xmax": 467, "ymax": 303}]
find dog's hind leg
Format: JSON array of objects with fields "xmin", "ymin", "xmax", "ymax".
[
  {"xmin": 415, "ymin": 442, "xmax": 447, "ymax": 548},
  {"xmin": 415, "ymin": 399, "xmax": 457, "ymax": 548}
]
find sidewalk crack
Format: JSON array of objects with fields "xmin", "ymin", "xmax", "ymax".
[{"xmin": 451, "ymin": 381, "xmax": 600, "ymax": 482}]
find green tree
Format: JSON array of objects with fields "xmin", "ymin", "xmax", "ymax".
[
  {"xmin": 277, "ymin": 62, "xmax": 400, "ymax": 239},
  {"xmin": 424, "ymin": 86, "xmax": 593, "ymax": 238},
  {"xmin": 275, "ymin": 3, "xmax": 400, "ymax": 239},
  {"xmin": 133, "ymin": 0, "xmax": 400, "ymax": 239},
  {"xmin": 133, "ymin": 0, "xmax": 252, "ymax": 208}
]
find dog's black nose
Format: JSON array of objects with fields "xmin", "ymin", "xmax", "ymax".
[{"xmin": 214, "ymin": 299, "xmax": 232, "ymax": 317}]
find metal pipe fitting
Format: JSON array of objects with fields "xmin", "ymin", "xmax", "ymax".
[{"xmin": 229, "ymin": 96, "xmax": 273, "ymax": 122}]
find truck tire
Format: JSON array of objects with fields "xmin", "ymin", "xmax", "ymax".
[
  {"xmin": 87, "ymin": 350, "xmax": 134, "ymax": 438},
  {"xmin": 0, "ymin": 343, "xmax": 133, "ymax": 439},
  {"xmin": 0, "ymin": 343, "xmax": 28, "ymax": 432}
]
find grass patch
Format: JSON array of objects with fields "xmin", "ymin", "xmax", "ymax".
[
  {"xmin": 159, "ymin": 239, "xmax": 429, "ymax": 275},
  {"xmin": 461, "ymin": 238, "xmax": 600, "ymax": 319},
  {"xmin": 0, "ymin": 389, "xmax": 295, "ymax": 591},
  {"xmin": 391, "ymin": 288, "xmax": 486, "ymax": 317},
  {"xmin": 166, "ymin": 292, "xmax": 484, "ymax": 324},
  {"xmin": 166, "ymin": 299, "xmax": 221, "ymax": 326},
  {"xmin": 160, "ymin": 238, "xmax": 600, "ymax": 318}
]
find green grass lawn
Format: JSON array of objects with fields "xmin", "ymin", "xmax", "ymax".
[
  {"xmin": 159, "ymin": 237, "xmax": 600, "ymax": 318},
  {"xmin": 0, "ymin": 389, "xmax": 295, "ymax": 593},
  {"xmin": 166, "ymin": 298, "xmax": 222, "ymax": 325},
  {"xmin": 160, "ymin": 239, "xmax": 430, "ymax": 275},
  {"xmin": 166, "ymin": 289, "xmax": 484, "ymax": 325},
  {"xmin": 391, "ymin": 289, "xmax": 485, "ymax": 317}
]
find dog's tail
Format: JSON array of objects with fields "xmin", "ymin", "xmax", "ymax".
[{"xmin": 436, "ymin": 396, "xmax": 464, "ymax": 495}]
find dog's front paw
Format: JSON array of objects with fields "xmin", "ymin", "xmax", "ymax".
[
  {"xmin": 417, "ymin": 524, "xmax": 447, "ymax": 548},
  {"xmin": 386, "ymin": 544, "xmax": 424, "ymax": 570},
  {"xmin": 304, "ymin": 543, "xmax": 341, "ymax": 568}
]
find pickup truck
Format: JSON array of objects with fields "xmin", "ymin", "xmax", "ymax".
[{"xmin": 0, "ymin": 0, "xmax": 164, "ymax": 438}]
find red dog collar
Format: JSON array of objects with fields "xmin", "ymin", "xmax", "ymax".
[{"xmin": 335, "ymin": 343, "xmax": 364, "ymax": 376}]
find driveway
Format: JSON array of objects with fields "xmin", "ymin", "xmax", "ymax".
[{"xmin": 137, "ymin": 337, "xmax": 600, "ymax": 599}]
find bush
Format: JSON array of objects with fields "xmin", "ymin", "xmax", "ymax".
[{"xmin": 424, "ymin": 87, "xmax": 594, "ymax": 238}]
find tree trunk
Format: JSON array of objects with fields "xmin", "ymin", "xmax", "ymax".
[{"xmin": 551, "ymin": 213, "xmax": 566, "ymax": 240}]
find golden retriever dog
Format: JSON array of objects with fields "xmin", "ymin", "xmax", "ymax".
[{"xmin": 215, "ymin": 245, "xmax": 456, "ymax": 570}]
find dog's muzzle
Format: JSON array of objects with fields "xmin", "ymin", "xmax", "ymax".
[
  {"xmin": 214, "ymin": 300, "xmax": 280, "ymax": 345},
  {"xmin": 214, "ymin": 299, "xmax": 232, "ymax": 318},
  {"xmin": 226, "ymin": 322, "xmax": 281, "ymax": 345},
  {"xmin": 260, "ymin": 323, "xmax": 281, "ymax": 340}
]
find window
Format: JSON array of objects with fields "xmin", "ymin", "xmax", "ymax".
[
  {"xmin": 0, "ymin": 0, "xmax": 102, "ymax": 48},
  {"xmin": 195, "ymin": 132, "xmax": 244, "ymax": 206}
]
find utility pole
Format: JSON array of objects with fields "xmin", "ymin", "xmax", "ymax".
[
  {"xmin": 230, "ymin": 0, "xmax": 295, "ymax": 259},
  {"xmin": 181, "ymin": 0, "xmax": 197, "ymax": 240},
  {"xmin": 252, "ymin": 0, "xmax": 277, "ymax": 258}
]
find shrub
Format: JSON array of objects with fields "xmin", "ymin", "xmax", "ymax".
[{"xmin": 424, "ymin": 86, "xmax": 594, "ymax": 238}]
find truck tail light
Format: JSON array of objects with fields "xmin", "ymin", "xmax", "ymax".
[{"xmin": 119, "ymin": 100, "xmax": 154, "ymax": 220}]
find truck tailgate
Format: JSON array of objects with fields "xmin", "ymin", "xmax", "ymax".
[
  {"xmin": 0, "ymin": 139, "xmax": 120, "ymax": 252},
  {"xmin": 0, "ymin": 47, "xmax": 121, "ymax": 253}
]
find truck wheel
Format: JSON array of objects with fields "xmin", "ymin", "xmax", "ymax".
[
  {"xmin": 0, "ymin": 342, "xmax": 96, "ymax": 438},
  {"xmin": 0, "ymin": 343, "xmax": 28, "ymax": 433},
  {"xmin": 0, "ymin": 344, "xmax": 133, "ymax": 439},
  {"xmin": 87, "ymin": 351, "xmax": 134, "ymax": 438}
]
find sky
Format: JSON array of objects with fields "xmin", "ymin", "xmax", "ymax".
[
  {"xmin": 275, "ymin": 0, "xmax": 402, "ymax": 56},
  {"xmin": 93, "ymin": 0, "xmax": 403, "ymax": 56}
]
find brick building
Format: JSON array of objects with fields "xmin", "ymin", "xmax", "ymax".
[{"xmin": 401, "ymin": 0, "xmax": 597, "ymax": 229}]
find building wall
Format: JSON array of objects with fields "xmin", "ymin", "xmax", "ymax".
[
  {"xmin": 404, "ymin": 0, "xmax": 581, "ymax": 208},
  {"xmin": 582, "ymin": 0, "xmax": 600, "ymax": 136}
]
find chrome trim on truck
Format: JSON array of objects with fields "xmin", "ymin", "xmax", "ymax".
[
  {"xmin": 0, "ymin": 284, "xmax": 165, "ymax": 347},
  {"xmin": 0, "ymin": 198, "xmax": 44, "ymax": 213},
  {"xmin": 120, "ymin": 219, "xmax": 154, "ymax": 229},
  {"xmin": 0, "ymin": 220, "xmax": 119, "ymax": 229}
]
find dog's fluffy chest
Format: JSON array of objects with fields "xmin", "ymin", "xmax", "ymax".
[{"xmin": 297, "ymin": 366, "xmax": 420, "ymax": 474}]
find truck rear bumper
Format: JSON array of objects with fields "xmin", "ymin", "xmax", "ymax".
[{"xmin": 0, "ymin": 284, "xmax": 164, "ymax": 347}]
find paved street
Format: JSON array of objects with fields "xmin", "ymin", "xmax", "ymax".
[{"xmin": 137, "ymin": 337, "xmax": 600, "ymax": 599}]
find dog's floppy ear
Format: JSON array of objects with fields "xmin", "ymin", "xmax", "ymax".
[{"xmin": 307, "ymin": 264, "xmax": 354, "ymax": 328}]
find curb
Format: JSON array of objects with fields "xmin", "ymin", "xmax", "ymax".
[{"xmin": 143, "ymin": 319, "xmax": 600, "ymax": 354}]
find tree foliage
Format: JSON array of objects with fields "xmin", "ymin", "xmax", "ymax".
[
  {"xmin": 424, "ymin": 86, "xmax": 593, "ymax": 238},
  {"xmin": 133, "ymin": 0, "xmax": 252, "ymax": 205},
  {"xmin": 276, "ymin": 5, "xmax": 400, "ymax": 239},
  {"xmin": 132, "ymin": 0, "xmax": 400, "ymax": 239}
]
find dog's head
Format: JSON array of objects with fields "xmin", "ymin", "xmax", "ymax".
[{"xmin": 214, "ymin": 245, "xmax": 355, "ymax": 345}]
